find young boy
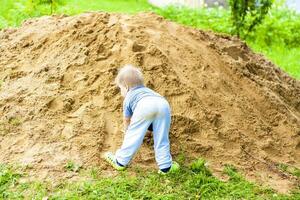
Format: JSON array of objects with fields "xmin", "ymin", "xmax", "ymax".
[{"xmin": 104, "ymin": 64, "xmax": 179, "ymax": 174}]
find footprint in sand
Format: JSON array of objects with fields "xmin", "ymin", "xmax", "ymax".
[{"xmin": 102, "ymin": 113, "xmax": 122, "ymax": 155}]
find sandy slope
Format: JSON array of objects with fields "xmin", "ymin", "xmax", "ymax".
[{"xmin": 0, "ymin": 12, "xmax": 299, "ymax": 192}]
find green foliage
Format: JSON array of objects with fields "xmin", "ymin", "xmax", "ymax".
[
  {"xmin": 30, "ymin": 0, "xmax": 66, "ymax": 14},
  {"xmin": 0, "ymin": 0, "xmax": 152, "ymax": 29},
  {"xmin": 64, "ymin": 160, "xmax": 81, "ymax": 172},
  {"xmin": 190, "ymin": 158, "xmax": 212, "ymax": 176},
  {"xmin": 229, "ymin": 0, "xmax": 273, "ymax": 38},
  {"xmin": 277, "ymin": 163, "xmax": 300, "ymax": 178},
  {"xmin": 0, "ymin": 165, "xmax": 22, "ymax": 199},
  {"xmin": 155, "ymin": 6, "xmax": 231, "ymax": 33},
  {"xmin": 1, "ymin": 161, "xmax": 299, "ymax": 199},
  {"xmin": 224, "ymin": 164, "xmax": 244, "ymax": 182},
  {"xmin": 0, "ymin": 0, "xmax": 29, "ymax": 28},
  {"xmin": 248, "ymin": 7, "xmax": 300, "ymax": 48}
]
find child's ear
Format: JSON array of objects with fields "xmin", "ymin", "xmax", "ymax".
[
  {"xmin": 120, "ymin": 85, "xmax": 128, "ymax": 97},
  {"xmin": 124, "ymin": 83, "xmax": 129, "ymax": 90}
]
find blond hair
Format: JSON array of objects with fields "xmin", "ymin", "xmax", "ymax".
[{"xmin": 115, "ymin": 64, "xmax": 144, "ymax": 88}]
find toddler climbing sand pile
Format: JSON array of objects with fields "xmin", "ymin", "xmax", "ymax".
[{"xmin": 104, "ymin": 65, "xmax": 179, "ymax": 174}]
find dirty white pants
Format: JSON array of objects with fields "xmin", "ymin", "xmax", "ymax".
[{"xmin": 115, "ymin": 96, "xmax": 172, "ymax": 169}]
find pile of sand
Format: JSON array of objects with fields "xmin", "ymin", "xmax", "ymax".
[{"xmin": 0, "ymin": 12, "xmax": 299, "ymax": 192}]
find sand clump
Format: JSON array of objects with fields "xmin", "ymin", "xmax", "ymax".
[{"xmin": 0, "ymin": 12, "xmax": 299, "ymax": 192}]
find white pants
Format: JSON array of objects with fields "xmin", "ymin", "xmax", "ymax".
[{"xmin": 115, "ymin": 96, "xmax": 172, "ymax": 169}]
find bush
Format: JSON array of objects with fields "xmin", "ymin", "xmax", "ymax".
[{"xmin": 247, "ymin": 7, "xmax": 300, "ymax": 48}]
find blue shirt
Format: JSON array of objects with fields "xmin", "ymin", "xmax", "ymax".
[{"xmin": 123, "ymin": 85, "xmax": 162, "ymax": 118}]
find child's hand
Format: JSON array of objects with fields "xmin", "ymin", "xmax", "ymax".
[{"xmin": 123, "ymin": 117, "xmax": 131, "ymax": 133}]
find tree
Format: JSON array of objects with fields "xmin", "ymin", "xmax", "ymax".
[
  {"xmin": 29, "ymin": 0, "xmax": 65, "ymax": 15},
  {"xmin": 229, "ymin": 0, "xmax": 273, "ymax": 38}
]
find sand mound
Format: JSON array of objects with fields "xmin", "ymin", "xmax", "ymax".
[{"xmin": 0, "ymin": 12, "xmax": 299, "ymax": 192}]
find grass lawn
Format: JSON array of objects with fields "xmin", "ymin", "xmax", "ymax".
[
  {"xmin": 61, "ymin": 0, "xmax": 152, "ymax": 14},
  {"xmin": 1, "ymin": 159, "xmax": 300, "ymax": 199}
]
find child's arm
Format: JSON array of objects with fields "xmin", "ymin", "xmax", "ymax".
[{"xmin": 123, "ymin": 117, "xmax": 131, "ymax": 132}]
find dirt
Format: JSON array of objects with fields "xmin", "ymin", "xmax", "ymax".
[{"xmin": 0, "ymin": 12, "xmax": 299, "ymax": 193}]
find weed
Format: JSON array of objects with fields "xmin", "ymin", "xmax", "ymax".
[
  {"xmin": 175, "ymin": 150, "xmax": 187, "ymax": 165},
  {"xmin": 89, "ymin": 167, "xmax": 101, "ymax": 179},
  {"xmin": 64, "ymin": 160, "xmax": 81, "ymax": 172},
  {"xmin": 277, "ymin": 163, "xmax": 300, "ymax": 178},
  {"xmin": 190, "ymin": 158, "xmax": 212, "ymax": 176},
  {"xmin": 8, "ymin": 117, "xmax": 22, "ymax": 126}
]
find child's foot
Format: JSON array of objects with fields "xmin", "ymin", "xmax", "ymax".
[
  {"xmin": 158, "ymin": 161, "xmax": 180, "ymax": 174},
  {"xmin": 103, "ymin": 152, "xmax": 126, "ymax": 171}
]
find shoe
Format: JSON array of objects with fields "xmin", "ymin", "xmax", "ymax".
[
  {"xmin": 158, "ymin": 161, "xmax": 180, "ymax": 174},
  {"xmin": 103, "ymin": 152, "xmax": 126, "ymax": 171}
]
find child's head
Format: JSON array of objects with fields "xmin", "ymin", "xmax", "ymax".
[{"xmin": 115, "ymin": 64, "xmax": 144, "ymax": 96}]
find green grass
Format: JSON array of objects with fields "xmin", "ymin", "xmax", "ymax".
[
  {"xmin": 64, "ymin": 160, "xmax": 82, "ymax": 172},
  {"xmin": 61, "ymin": 0, "xmax": 152, "ymax": 14},
  {"xmin": 277, "ymin": 163, "xmax": 300, "ymax": 178},
  {"xmin": 0, "ymin": 1, "xmax": 299, "ymax": 79},
  {"xmin": 1, "ymin": 160, "xmax": 299, "ymax": 199},
  {"xmin": 0, "ymin": 0, "xmax": 152, "ymax": 28},
  {"xmin": 249, "ymin": 44, "xmax": 300, "ymax": 79}
]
